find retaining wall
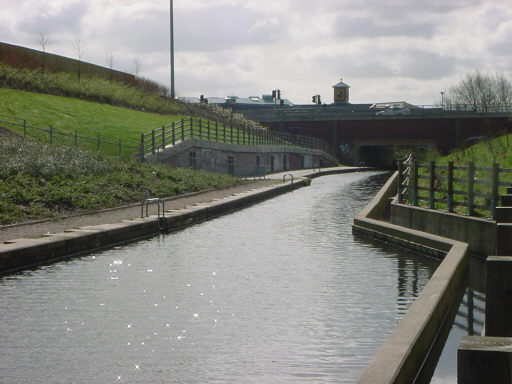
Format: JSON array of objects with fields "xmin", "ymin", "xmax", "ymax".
[
  {"xmin": 353, "ymin": 172, "xmax": 469, "ymax": 384},
  {"xmin": 147, "ymin": 139, "xmax": 337, "ymax": 177},
  {"xmin": 391, "ymin": 202, "xmax": 496, "ymax": 257}
]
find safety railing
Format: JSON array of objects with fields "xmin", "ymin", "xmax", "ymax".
[
  {"xmin": 140, "ymin": 116, "xmax": 337, "ymax": 159},
  {"xmin": 397, "ymin": 155, "xmax": 512, "ymax": 219},
  {"xmin": 0, "ymin": 113, "xmax": 140, "ymax": 159}
]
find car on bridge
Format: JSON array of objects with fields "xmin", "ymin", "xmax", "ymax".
[{"xmin": 376, "ymin": 105, "xmax": 411, "ymax": 115}]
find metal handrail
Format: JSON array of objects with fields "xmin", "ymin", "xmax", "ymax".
[
  {"xmin": 283, "ymin": 174, "xmax": 294, "ymax": 184},
  {"xmin": 141, "ymin": 198, "xmax": 165, "ymax": 219}
]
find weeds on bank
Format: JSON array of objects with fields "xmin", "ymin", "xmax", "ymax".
[{"xmin": 0, "ymin": 133, "xmax": 242, "ymax": 225}]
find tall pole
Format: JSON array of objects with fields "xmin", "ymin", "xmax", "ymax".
[{"xmin": 170, "ymin": 0, "xmax": 175, "ymax": 100}]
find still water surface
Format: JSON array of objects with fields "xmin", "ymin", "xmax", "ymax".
[{"xmin": 0, "ymin": 172, "xmax": 442, "ymax": 383}]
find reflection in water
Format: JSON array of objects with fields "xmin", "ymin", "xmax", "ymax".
[{"xmin": 1, "ymin": 172, "xmax": 445, "ymax": 383}]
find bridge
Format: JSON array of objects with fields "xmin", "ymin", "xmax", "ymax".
[{"xmin": 234, "ymin": 105, "xmax": 512, "ymax": 166}]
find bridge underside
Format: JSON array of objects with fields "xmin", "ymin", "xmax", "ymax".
[{"xmin": 353, "ymin": 140, "xmax": 436, "ymax": 167}]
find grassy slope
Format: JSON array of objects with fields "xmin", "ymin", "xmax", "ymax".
[
  {"xmin": 437, "ymin": 133, "xmax": 512, "ymax": 168},
  {"xmin": 0, "ymin": 88, "xmax": 188, "ymax": 143},
  {"xmin": 412, "ymin": 133, "xmax": 512, "ymax": 216}
]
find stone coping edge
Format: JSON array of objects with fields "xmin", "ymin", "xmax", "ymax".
[
  {"xmin": 353, "ymin": 171, "xmax": 470, "ymax": 384},
  {"xmin": 0, "ymin": 167, "xmax": 367, "ymax": 276}
]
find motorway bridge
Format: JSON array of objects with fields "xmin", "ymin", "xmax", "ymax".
[{"xmin": 235, "ymin": 105, "xmax": 512, "ymax": 166}]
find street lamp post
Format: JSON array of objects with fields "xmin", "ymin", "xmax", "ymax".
[
  {"xmin": 441, "ymin": 91, "xmax": 445, "ymax": 110},
  {"xmin": 170, "ymin": 0, "xmax": 175, "ymax": 100}
]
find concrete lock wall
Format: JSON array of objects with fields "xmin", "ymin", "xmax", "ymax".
[
  {"xmin": 147, "ymin": 139, "xmax": 336, "ymax": 176},
  {"xmin": 390, "ymin": 203, "xmax": 496, "ymax": 257},
  {"xmin": 353, "ymin": 172, "xmax": 469, "ymax": 384}
]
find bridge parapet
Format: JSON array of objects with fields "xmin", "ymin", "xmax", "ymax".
[{"xmin": 235, "ymin": 105, "xmax": 511, "ymax": 123}]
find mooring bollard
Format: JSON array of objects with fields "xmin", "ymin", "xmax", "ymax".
[{"xmin": 458, "ymin": 336, "xmax": 512, "ymax": 384}]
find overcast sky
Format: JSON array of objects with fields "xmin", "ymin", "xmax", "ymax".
[{"xmin": 1, "ymin": 0, "xmax": 511, "ymax": 105}]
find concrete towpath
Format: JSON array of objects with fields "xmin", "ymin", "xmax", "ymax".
[{"xmin": 0, "ymin": 167, "xmax": 354, "ymax": 244}]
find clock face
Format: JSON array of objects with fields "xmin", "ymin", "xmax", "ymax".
[{"xmin": 336, "ymin": 91, "xmax": 343, "ymax": 97}]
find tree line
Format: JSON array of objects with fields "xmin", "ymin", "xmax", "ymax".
[{"xmin": 444, "ymin": 70, "xmax": 512, "ymax": 112}]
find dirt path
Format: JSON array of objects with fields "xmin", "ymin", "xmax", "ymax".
[{"xmin": 0, "ymin": 179, "xmax": 279, "ymax": 243}]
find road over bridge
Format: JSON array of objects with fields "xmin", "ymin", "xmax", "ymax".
[{"xmin": 235, "ymin": 105, "xmax": 512, "ymax": 166}]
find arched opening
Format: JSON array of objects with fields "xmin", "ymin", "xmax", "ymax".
[{"xmin": 358, "ymin": 146, "xmax": 395, "ymax": 167}]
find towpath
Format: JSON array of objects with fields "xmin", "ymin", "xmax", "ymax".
[{"xmin": 0, "ymin": 168, "xmax": 353, "ymax": 243}]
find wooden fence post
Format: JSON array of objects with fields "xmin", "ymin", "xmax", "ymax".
[
  {"xmin": 467, "ymin": 162, "xmax": 475, "ymax": 216},
  {"xmin": 412, "ymin": 160, "xmax": 419, "ymax": 206},
  {"xmin": 49, "ymin": 125, "xmax": 54, "ymax": 144},
  {"xmin": 429, "ymin": 160, "xmax": 435, "ymax": 209},
  {"xmin": 207, "ymin": 120, "xmax": 210, "ymax": 141},
  {"xmin": 447, "ymin": 161, "xmax": 454, "ymax": 212},
  {"xmin": 23, "ymin": 119, "xmax": 27, "ymax": 138},
  {"xmin": 199, "ymin": 119, "xmax": 202, "ymax": 140},
  {"xmin": 172, "ymin": 121, "xmax": 176, "ymax": 146},
  {"xmin": 181, "ymin": 119, "xmax": 185, "ymax": 142},
  {"xmin": 491, "ymin": 163, "xmax": 500, "ymax": 220},
  {"xmin": 230, "ymin": 124, "xmax": 234, "ymax": 144},
  {"xmin": 397, "ymin": 159, "xmax": 404, "ymax": 204},
  {"xmin": 151, "ymin": 130, "xmax": 155, "ymax": 154},
  {"xmin": 140, "ymin": 133, "xmax": 145, "ymax": 161},
  {"xmin": 161, "ymin": 126, "xmax": 166, "ymax": 150}
]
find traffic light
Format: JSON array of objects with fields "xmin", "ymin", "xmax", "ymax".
[
  {"xmin": 317, "ymin": 95, "xmax": 321, "ymax": 105},
  {"xmin": 272, "ymin": 90, "xmax": 277, "ymax": 99},
  {"xmin": 312, "ymin": 95, "xmax": 317, "ymax": 104},
  {"xmin": 277, "ymin": 89, "xmax": 281, "ymax": 99}
]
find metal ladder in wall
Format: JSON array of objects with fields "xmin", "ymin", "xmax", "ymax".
[{"xmin": 141, "ymin": 198, "xmax": 167, "ymax": 232}]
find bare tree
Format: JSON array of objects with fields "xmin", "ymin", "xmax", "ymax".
[
  {"xmin": 133, "ymin": 58, "xmax": 142, "ymax": 78},
  {"xmin": 448, "ymin": 70, "xmax": 512, "ymax": 112},
  {"xmin": 74, "ymin": 38, "xmax": 86, "ymax": 80},
  {"xmin": 106, "ymin": 50, "xmax": 114, "ymax": 80},
  {"xmin": 38, "ymin": 32, "xmax": 50, "ymax": 73}
]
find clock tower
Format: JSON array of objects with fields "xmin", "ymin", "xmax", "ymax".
[{"xmin": 333, "ymin": 78, "xmax": 350, "ymax": 104}]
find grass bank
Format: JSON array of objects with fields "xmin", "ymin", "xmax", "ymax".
[
  {"xmin": 0, "ymin": 131, "xmax": 243, "ymax": 225},
  {"xmin": 409, "ymin": 133, "xmax": 512, "ymax": 217},
  {"xmin": 0, "ymin": 88, "xmax": 188, "ymax": 144},
  {"xmin": 0, "ymin": 62, "xmax": 186, "ymax": 115}
]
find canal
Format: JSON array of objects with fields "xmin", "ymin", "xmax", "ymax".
[{"xmin": 0, "ymin": 172, "xmax": 473, "ymax": 383}]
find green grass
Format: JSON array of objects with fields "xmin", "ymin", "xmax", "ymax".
[
  {"xmin": 0, "ymin": 62, "xmax": 186, "ymax": 115},
  {"xmin": 0, "ymin": 132, "xmax": 243, "ymax": 225},
  {"xmin": 408, "ymin": 133, "xmax": 512, "ymax": 217},
  {"xmin": 0, "ymin": 88, "xmax": 187, "ymax": 143}
]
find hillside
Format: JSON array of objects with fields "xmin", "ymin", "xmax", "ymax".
[
  {"xmin": 0, "ymin": 88, "xmax": 187, "ymax": 144},
  {"xmin": 437, "ymin": 133, "xmax": 512, "ymax": 168}
]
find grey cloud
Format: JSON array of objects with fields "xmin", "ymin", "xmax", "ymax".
[
  {"xmin": 341, "ymin": 0, "xmax": 481, "ymax": 17},
  {"xmin": 22, "ymin": 1, "xmax": 88, "ymax": 36},
  {"xmin": 334, "ymin": 15, "xmax": 436, "ymax": 38},
  {"xmin": 396, "ymin": 49, "xmax": 461, "ymax": 79},
  {"xmin": 174, "ymin": 4, "xmax": 284, "ymax": 51},
  {"xmin": 89, "ymin": 4, "xmax": 285, "ymax": 56}
]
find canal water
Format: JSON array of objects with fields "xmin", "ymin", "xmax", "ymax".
[{"xmin": 1, "ymin": 172, "xmax": 459, "ymax": 383}]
